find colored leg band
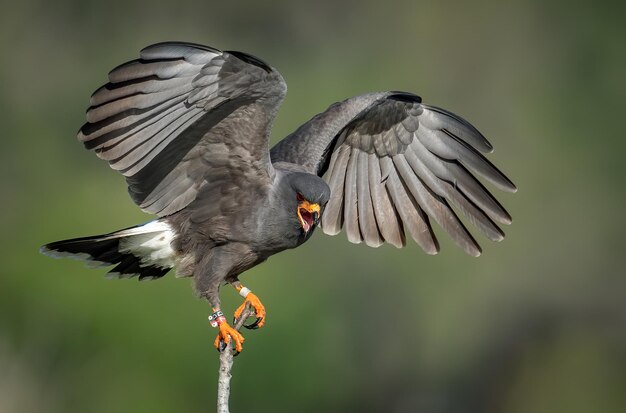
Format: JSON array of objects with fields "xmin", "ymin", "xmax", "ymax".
[
  {"xmin": 208, "ymin": 310, "xmax": 226, "ymax": 328},
  {"xmin": 239, "ymin": 287, "xmax": 251, "ymax": 298}
]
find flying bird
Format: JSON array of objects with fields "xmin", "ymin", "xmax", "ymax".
[{"xmin": 41, "ymin": 42, "xmax": 516, "ymax": 353}]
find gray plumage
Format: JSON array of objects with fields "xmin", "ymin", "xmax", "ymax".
[
  {"xmin": 80, "ymin": 42, "xmax": 285, "ymax": 217},
  {"xmin": 271, "ymin": 91, "xmax": 517, "ymax": 255},
  {"xmin": 42, "ymin": 42, "xmax": 516, "ymax": 315}
]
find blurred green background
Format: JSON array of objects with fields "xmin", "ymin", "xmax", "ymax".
[{"xmin": 1, "ymin": 0, "xmax": 625, "ymax": 412}]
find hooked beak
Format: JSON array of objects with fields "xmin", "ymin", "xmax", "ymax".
[{"xmin": 297, "ymin": 200, "xmax": 321, "ymax": 233}]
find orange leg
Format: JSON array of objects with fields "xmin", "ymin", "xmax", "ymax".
[{"xmin": 233, "ymin": 282, "xmax": 266, "ymax": 329}]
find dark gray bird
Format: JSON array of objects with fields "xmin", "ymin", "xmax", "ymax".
[{"xmin": 41, "ymin": 42, "xmax": 516, "ymax": 352}]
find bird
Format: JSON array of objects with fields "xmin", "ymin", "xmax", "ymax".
[{"xmin": 41, "ymin": 41, "xmax": 516, "ymax": 353}]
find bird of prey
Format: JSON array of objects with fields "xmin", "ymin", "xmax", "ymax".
[{"xmin": 41, "ymin": 42, "xmax": 516, "ymax": 353}]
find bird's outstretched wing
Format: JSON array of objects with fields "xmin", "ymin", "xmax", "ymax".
[
  {"xmin": 79, "ymin": 42, "xmax": 286, "ymax": 216},
  {"xmin": 270, "ymin": 92, "xmax": 516, "ymax": 256}
]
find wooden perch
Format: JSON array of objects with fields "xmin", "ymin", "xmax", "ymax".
[{"xmin": 217, "ymin": 302, "xmax": 254, "ymax": 413}]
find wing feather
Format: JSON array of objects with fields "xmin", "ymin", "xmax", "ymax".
[
  {"xmin": 344, "ymin": 147, "xmax": 362, "ymax": 244},
  {"xmin": 410, "ymin": 136, "xmax": 512, "ymax": 225},
  {"xmin": 107, "ymin": 59, "xmax": 202, "ymax": 84},
  {"xmin": 92, "ymin": 105, "xmax": 200, "ymax": 161},
  {"xmin": 357, "ymin": 151, "xmax": 383, "ymax": 247},
  {"xmin": 415, "ymin": 124, "xmax": 516, "ymax": 192},
  {"xmin": 404, "ymin": 146, "xmax": 504, "ymax": 242},
  {"xmin": 420, "ymin": 105, "xmax": 493, "ymax": 153},
  {"xmin": 322, "ymin": 144, "xmax": 350, "ymax": 235},
  {"xmin": 137, "ymin": 42, "xmax": 221, "ymax": 61},
  {"xmin": 81, "ymin": 94, "xmax": 188, "ymax": 145},
  {"xmin": 115, "ymin": 109, "xmax": 205, "ymax": 176},
  {"xmin": 393, "ymin": 154, "xmax": 481, "ymax": 256},
  {"xmin": 382, "ymin": 157, "xmax": 438, "ymax": 253},
  {"xmin": 368, "ymin": 153, "xmax": 404, "ymax": 248},
  {"xmin": 90, "ymin": 76, "xmax": 192, "ymax": 107},
  {"xmin": 86, "ymin": 83, "xmax": 194, "ymax": 123}
]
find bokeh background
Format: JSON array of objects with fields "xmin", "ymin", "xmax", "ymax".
[{"xmin": 1, "ymin": 0, "xmax": 625, "ymax": 412}]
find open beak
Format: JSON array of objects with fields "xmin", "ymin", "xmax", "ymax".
[{"xmin": 297, "ymin": 200, "xmax": 320, "ymax": 233}]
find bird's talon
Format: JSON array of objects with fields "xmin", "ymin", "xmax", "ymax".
[
  {"xmin": 234, "ymin": 292, "xmax": 266, "ymax": 329},
  {"xmin": 244, "ymin": 317, "xmax": 263, "ymax": 330},
  {"xmin": 215, "ymin": 339, "xmax": 227, "ymax": 353},
  {"xmin": 213, "ymin": 321, "xmax": 245, "ymax": 353}
]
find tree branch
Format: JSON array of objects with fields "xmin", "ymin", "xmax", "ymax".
[{"xmin": 217, "ymin": 302, "xmax": 254, "ymax": 413}]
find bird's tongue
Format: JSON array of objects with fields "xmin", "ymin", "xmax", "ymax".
[{"xmin": 300, "ymin": 208, "xmax": 313, "ymax": 232}]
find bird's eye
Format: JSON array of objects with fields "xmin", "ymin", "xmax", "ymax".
[{"xmin": 296, "ymin": 193, "xmax": 304, "ymax": 202}]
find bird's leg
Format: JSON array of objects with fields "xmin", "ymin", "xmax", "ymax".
[
  {"xmin": 197, "ymin": 282, "xmax": 245, "ymax": 353},
  {"xmin": 231, "ymin": 281, "xmax": 266, "ymax": 330},
  {"xmin": 210, "ymin": 305, "xmax": 245, "ymax": 354}
]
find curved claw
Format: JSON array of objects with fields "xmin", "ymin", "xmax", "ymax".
[
  {"xmin": 216, "ymin": 339, "xmax": 227, "ymax": 353},
  {"xmin": 213, "ymin": 321, "xmax": 245, "ymax": 353},
  {"xmin": 234, "ymin": 292, "xmax": 266, "ymax": 329},
  {"xmin": 216, "ymin": 337, "xmax": 241, "ymax": 356},
  {"xmin": 243, "ymin": 317, "xmax": 263, "ymax": 330}
]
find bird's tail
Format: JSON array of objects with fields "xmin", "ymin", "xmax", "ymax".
[{"xmin": 40, "ymin": 220, "xmax": 176, "ymax": 280}]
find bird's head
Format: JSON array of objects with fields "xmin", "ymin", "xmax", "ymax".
[
  {"xmin": 287, "ymin": 173, "xmax": 330, "ymax": 235},
  {"xmin": 296, "ymin": 192, "xmax": 320, "ymax": 233}
]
